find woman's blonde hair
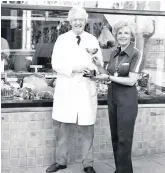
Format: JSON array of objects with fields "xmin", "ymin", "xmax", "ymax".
[
  {"xmin": 112, "ymin": 21, "xmax": 137, "ymax": 42},
  {"xmin": 67, "ymin": 6, "xmax": 88, "ymax": 22}
]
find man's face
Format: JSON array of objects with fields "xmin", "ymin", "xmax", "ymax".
[{"xmin": 70, "ymin": 12, "xmax": 86, "ymax": 35}]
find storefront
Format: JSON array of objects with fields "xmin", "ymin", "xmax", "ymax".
[{"xmin": 1, "ymin": 1, "xmax": 165, "ymax": 169}]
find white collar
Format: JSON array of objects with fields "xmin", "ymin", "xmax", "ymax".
[{"xmin": 70, "ymin": 30, "xmax": 85, "ymax": 38}]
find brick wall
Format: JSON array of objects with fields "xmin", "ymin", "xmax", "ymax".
[
  {"xmin": 133, "ymin": 105, "xmax": 165, "ymax": 156},
  {"xmin": 1, "ymin": 105, "xmax": 165, "ymax": 170}
]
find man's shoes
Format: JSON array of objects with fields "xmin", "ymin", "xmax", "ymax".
[
  {"xmin": 46, "ymin": 163, "xmax": 67, "ymax": 173},
  {"xmin": 84, "ymin": 167, "xmax": 96, "ymax": 173}
]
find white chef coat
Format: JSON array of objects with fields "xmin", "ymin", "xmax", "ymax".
[{"xmin": 51, "ymin": 30, "xmax": 103, "ymax": 125}]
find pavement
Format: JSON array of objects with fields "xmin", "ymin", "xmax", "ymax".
[{"xmin": 2, "ymin": 153, "xmax": 165, "ymax": 173}]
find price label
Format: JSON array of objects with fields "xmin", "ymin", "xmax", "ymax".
[
  {"xmin": 6, "ymin": 78, "xmax": 17, "ymax": 82},
  {"xmin": 45, "ymin": 74, "xmax": 57, "ymax": 78}
]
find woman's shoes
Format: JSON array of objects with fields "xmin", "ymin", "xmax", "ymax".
[{"xmin": 46, "ymin": 162, "xmax": 67, "ymax": 173}]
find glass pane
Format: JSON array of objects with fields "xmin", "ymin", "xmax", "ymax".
[{"xmin": 1, "ymin": 5, "xmax": 165, "ymax": 101}]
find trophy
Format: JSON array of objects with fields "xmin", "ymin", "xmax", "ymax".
[
  {"xmin": 86, "ymin": 48, "xmax": 98, "ymax": 55},
  {"xmin": 83, "ymin": 48, "xmax": 98, "ymax": 77}
]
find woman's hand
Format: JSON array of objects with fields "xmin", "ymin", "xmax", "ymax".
[
  {"xmin": 83, "ymin": 68, "xmax": 91, "ymax": 75},
  {"xmin": 72, "ymin": 67, "xmax": 89, "ymax": 74},
  {"xmin": 92, "ymin": 56, "xmax": 102, "ymax": 66}
]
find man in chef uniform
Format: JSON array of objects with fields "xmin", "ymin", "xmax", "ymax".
[{"xmin": 46, "ymin": 6, "xmax": 103, "ymax": 173}]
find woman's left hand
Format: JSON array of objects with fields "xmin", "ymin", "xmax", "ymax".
[
  {"xmin": 91, "ymin": 74, "xmax": 110, "ymax": 81},
  {"xmin": 92, "ymin": 56, "xmax": 102, "ymax": 66}
]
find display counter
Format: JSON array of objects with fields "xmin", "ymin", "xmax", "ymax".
[{"xmin": 1, "ymin": 72, "xmax": 165, "ymax": 108}]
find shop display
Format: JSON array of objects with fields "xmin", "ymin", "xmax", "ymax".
[
  {"xmin": 1, "ymin": 70, "xmax": 165, "ymax": 102},
  {"xmin": 1, "ymin": 80, "xmax": 14, "ymax": 100},
  {"xmin": 19, "ymin": 87, "xmax": 35, "ymax": 100},
  {"xmin": 37, "ymin": 91, "xmax": 54, "ymax": 99},
  {"xmin": 96, "ymin": 82, "xmax": 108, "ymax": 99},
  {"xmin": 1, "ymin": 74, "xmax": 55, "ymax": 101},
  {"xmin": 23, "ymin": 75, "xmax": 48, "ymax": 92}
]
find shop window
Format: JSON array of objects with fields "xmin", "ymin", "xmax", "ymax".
[{"xmin": 1, "ymin": 4, "xmax": 165, "ymax": 102}]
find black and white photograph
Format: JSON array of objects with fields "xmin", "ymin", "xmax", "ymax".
[{"xmin": 1, "ymin": 1, "xmax": 165, "ymax": 173}]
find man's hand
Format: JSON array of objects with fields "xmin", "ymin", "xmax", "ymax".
[{"xmin": 72, "ymin": 67, "xmax": 90, "ymax": 74}]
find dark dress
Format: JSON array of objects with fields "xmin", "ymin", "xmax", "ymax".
[{"xmin": 107, "ymin": 43, "xmax": 142, "ymax": 173}]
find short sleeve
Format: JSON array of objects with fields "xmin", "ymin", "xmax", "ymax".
[{"xmin": 130, "ymin": 50, "xmax": 142, "ymax": 73}]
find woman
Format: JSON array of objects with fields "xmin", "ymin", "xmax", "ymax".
[{"xmin": 93, "ymin": 21, "xmax": 142, "ymax": 173}]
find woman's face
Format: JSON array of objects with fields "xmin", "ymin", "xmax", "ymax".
[{"xmin": 116, "ymin": 26, "xmax": 132, "ymax": 47}]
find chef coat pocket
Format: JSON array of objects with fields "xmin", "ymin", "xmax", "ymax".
[{"xmin": 118, "ymin": 63, "xmax": 130, "ymax": 76}]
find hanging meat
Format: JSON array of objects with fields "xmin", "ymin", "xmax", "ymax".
[{"xmin": 98, "ymin": 26, "xmax": 115, "ymax": 49}]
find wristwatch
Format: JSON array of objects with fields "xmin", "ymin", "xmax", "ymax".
[{"xmin": 108, "ymin": 75, "xmax": 111, "ymax": 81}]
